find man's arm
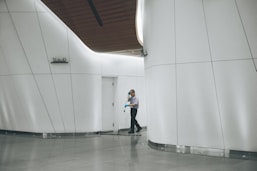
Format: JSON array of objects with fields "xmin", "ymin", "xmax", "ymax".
[{"xmin": 127, "ymin": 103, "xmax": 136, "ymax": 107}]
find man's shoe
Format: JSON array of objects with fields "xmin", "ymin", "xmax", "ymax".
[
  {"xmin": 136, "ymin": 127, "xmax": 142, "ymax": 132},
  {"xmin": 128, "ymin": 131, "xmax": 134, "ymax": 134}
]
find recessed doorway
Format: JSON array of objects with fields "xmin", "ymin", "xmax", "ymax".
[{"xmin": 101, "ymin": 77, "xmax": 116, "ymax": 132}]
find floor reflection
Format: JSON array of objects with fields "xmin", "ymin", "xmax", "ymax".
[
  {"xmin": 128, "ymin": 135, "xmax": 140, "ymax": 171},
  {"xmin": 1, "ymin": 131, "xmax": 257, "ymax": 171}
]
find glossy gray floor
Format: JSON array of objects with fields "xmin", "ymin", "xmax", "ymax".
[{"xmin": 0, "ymin": 131, "xmax": 257, "ymax": 171}]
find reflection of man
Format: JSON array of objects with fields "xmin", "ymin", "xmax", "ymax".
[
  {"xmin": 125, "ymin": 89, "xmax": 142, "ymax": 134},
  {"xmin": 128, "ymin": 135, "xmax": 140, "ymax": 170}
]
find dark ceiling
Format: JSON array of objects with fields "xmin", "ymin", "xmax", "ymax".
[{"xmin": 42, "ymin": 0, "xmax": 142, "ymax": 55}]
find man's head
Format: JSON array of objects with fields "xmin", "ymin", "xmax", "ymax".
[{"xmin": 130, "ymin": 89, "xmax": 135, "ymax": 97}]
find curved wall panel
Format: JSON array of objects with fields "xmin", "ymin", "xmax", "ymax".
[
  {"xmin": 203, "ymin": 0, "xmax": 251, "ymax": 61},
  {"xmin": 236, "ymin": 0, "xmax": 257, "ymax": 59},
  {"xmin": 0, "ymin": 13, "xmax": 31, "ymax": 74},
  {"xmin": 144, "ymin": 0, "xmax": 175, "ymax": 68},
  {"xmin": 38, "ymin": 12, "xmax": 70, "ymax": 74},
  {"xmin": 11, "ymin": 75, "xmax": 54, "ymax": 133},
  {"xmin": 11, "ymin": 13, "xmax": 51, "ymax": 74},
  {"xmin": 144, "ymin": 0, "xmax": 257, "ymax": 152},
  {"xmin": 6, "ymin": 0, "xmax": 36, "ymax": 12},
  {"xmin": 0, "ymin": 0, "xmax": 7, "ymax": 11},
  {"xmin": 72, "ymin": 75, "xmax": 102, "ymax": 132},
  {"xmin": 213, "ymin": 60, "xmax": 257, "ymax": 151},
  {"xmin": 69, "ymin": 33, "xmax": 101, "ymax": 75},
  {"xmin": 146, "ymin": 65, "xmax": 177, "ymax": 145},
  {"xmin": 177, "ymin": 63, "xmax": 223, "ymax": 148},
  {"xmin": 0, "ymin": 48, "xmax": 9, "ymax": 75},
  {"xmin": 0, "ymin": 0, "xmax": 146, "ymax": 133},
  {"xmin": 176, "ymin": 0, "xmax": 210, "ymax": 63},
  {"xmin": 52, "ymin": 75, "xmax": 75, "ymax": 132},
  {"xmin": 35, "ymin": 75, "xmax": 65, "ymax": 133},
  {"xmin": 0, "ymin": 76, "xmax": 29, "ymax": 131}
]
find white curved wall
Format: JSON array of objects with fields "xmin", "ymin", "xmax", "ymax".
[
  {"xmin": 0, "ymin": 0, "xmax": 146, "ymax": 133},
  {"xmin": 144, "ymin": 0, "xmax": 257, "ymax": 151}
]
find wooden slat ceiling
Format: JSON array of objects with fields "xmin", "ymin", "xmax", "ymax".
[{"xmin": 41, "ymin": 0, "xmax": 142, "ymax": 54}]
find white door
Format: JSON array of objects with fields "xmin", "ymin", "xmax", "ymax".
[{"xmin": 102, "ymin": 77, "xmax": 115, "ymax": 131}]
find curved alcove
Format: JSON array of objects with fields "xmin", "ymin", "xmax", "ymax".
[
  {"xmin": 0, "ymin": 0, "xmax": 146, "ymax": 134},
  {"xmin": 144, "ymin": 0, "xmax": 257, "ymax": 154}
]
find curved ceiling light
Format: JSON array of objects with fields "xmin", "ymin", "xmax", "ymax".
[{"xmin": 136, "ymin": 0, "xmax": 144, "ymax": 46}]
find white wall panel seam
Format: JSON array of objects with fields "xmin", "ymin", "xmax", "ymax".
[
  {"xmin": 175, "ymin": 64, "xmax": 178, "ymax": 145},
  {"xmin": 174, "ymin": 0, "xmax": 177, "ymax": 65},
  {"xmin": 5, "ymin": 1, "xmax": 56, "ymax": 132},
  {"xmin": 70, "ymin": 73, "xmax": 102, "ymax": 76},
  {"xmin": 212, "ymin": 58, "xmax": 254, "ymax": 63},
  {"xmin": 212, "ymin": 58, "xmax": 254, "ymax": 62},
  {"xmin": 1, "ymin": 1, "xmax": 31, "ymax": 74},
  {"xmin": 202, "ymin": 0, "xmax": 225, "ymax": 149},
  {"xmin": 0, "ymin": 74, "xmax": 33, "ymax": 76},
  {"xmin": 146, "ymin": 58, "xmax": 255, "ymax": 70},
  {"xmin": 174, "ymin": 0, "xmax": 179, "ymax": 145},
  {"xmin": 204, "ymin": 0, "xmax": 252, "ymax": 61},
  {"xmin": 176, "ymin": 61, "xmax": 217, "ymax": 65},
  {"xmin": 67, "ymin": 30, "xmax": 77, "ymax": 133},
  {"xmin": 114, "ymin": 75, "xmax": 144, "ymax": 78},
  {"xmin": 176, "ymin": 59, "xmax": 255, "ymax": 65},
  {"xmin": 35, "ymin": 6, "xmax": 52, "ymax": 72},
  {"xmin": 145, "ymin": 63, "xmax": 176, "ymax": 70},
  {"xmin": 49, "ymin": 77, "xmax": 66, "ymax": 132},
  {"xmin": 234, "ymin": 0, "xmax": 257, "ymax": 71},
  {"xmin": 10, "ymin": 13, "xmax": 51, "ymax": 73},
  {"xmin": 35, "ymin": 5, "xmax": 66, "ymax": 132},
  {"xmin": 28, "ymin": 77, "xmax": 57, "ymax": 132},
  {"xmin": 56, "ymin": 73, "xmax": 143, "ymax": 77},
  {"xmin": 3, "ymin": 11, "xmax": 38, "ymax": 13},
  {"xmin": 4, "ymin": 3, "xmax": 33, "ymax": 74}
]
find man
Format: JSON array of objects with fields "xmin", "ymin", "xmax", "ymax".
[{"xmin": 125, "ymin": 89, "xmax": 142, "ymax": 134}]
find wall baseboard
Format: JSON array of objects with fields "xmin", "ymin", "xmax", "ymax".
[
  {"xmin": 0, "ymin": 129, "xmax": 100, "ymax": 138},
  {"xmin": 148, "ymin": 140, "xmax": 257, "ymax": 161}
]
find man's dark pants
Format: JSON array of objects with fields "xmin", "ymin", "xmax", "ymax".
[{"xmin": 130, "ymin": 108, "xmax": 140, "ymax": 131}]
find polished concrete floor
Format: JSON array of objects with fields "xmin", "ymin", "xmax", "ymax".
[{"xmin": 0, "ymin": 130, "xmax": 257, "ymax": 171}]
